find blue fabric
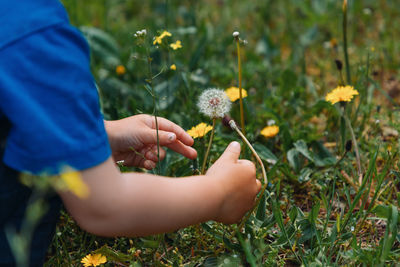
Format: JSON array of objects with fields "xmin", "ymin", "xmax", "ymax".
[
  {"xmin": 0, "ymin": 17, "xmax": 111, "ymax": 175},
  {"xmin": 0, "ymin": 0, "xmax": 112, "ymax": 265}
]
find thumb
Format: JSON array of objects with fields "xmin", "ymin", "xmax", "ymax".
[{"xmin": 217, "ymin": 141, "xmax": 241, "ymax": 163}]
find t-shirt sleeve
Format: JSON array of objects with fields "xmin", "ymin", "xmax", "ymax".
[{"xmin": 0, "ymin": 23, "xmax": 111, "ymax": 175}]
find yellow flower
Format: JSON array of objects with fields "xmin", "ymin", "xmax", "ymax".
[
  {"xmin": 187, "ymin": 123, "xmax": 213, "ymax": 139},
  {"xmin": 60, "ymin": 170, "xmax": 89, "ymax": 199},
  {"xmin": 153, "ymin": 31, "xmax": 172, "ymax": 45},
  {"xmin": 115, "ymin": 65, "xmax": 126, "ymax": 75},
  {"xmin": 325, "ymin": 85, "xmax": 359, "ymax": 105},
  {"xmin": 170, "ymin": 64, "xmax": 176, "ymax": 70},
  {"xmin": 170, "ymin": 40, "xmax": 182, "ymax": 50},
  {"xmin": 225, "ymin": 87, "xmax": 248, "ymax": 102},
  {"xmin": 260, "ymin": 125, "xmax": 279, "ymax": 139},
  {"xmin": 81, "ymin": 253, "xmax": 107, "ymax": 267}
]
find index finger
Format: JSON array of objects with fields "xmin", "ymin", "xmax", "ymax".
[{"xmin": 147, "ymin": 116, "xmax": 194, "ymax": 146}]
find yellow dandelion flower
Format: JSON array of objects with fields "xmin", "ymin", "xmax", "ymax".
[
  {"xmin": 187, "ymin": 123, "xmax": 213, "ymax": 139},
  {"xmin": 153, "ymin": 31, "xmax": 172, "ymax": 45},
  {"xmin": 260, "ymin": 125, "xmax": 279, "ymax": 139},
  {"xmin": 115, "ymin": 65, "xmax": 126, "ymax": 75},
  {"xmin": 170, "ymin": 40, "xmax": 182, "ymax": 50},
  {"xmin": 81, "ymin": 253, "xmax": 107, "ymax": 267},
  {"xmin": 170, "ymin": 64, "xmax": 176, "ymax": 70},
  {"xmin": 325, "ymin": 85, "xmax": 359, "ymax": 105},
  {"xmin": 60, "ymin": 170, "xmax": 89, "ymax": 199},
  {"xmin": 330, "ymin": 38, "xmax": 338, "ymax": 48},
  {"xmin": 225, "ymin": 87, "xmax": 248, "ymax": 102}
]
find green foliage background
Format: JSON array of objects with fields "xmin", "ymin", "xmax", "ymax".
[{"xmin": 43, "ymin": 0, "xmax": 400, "ymax": 266}]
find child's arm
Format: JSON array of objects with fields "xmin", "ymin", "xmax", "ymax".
[{"xmin": 58, "ymin": 142, "xmax": 261, "ymax": 237}]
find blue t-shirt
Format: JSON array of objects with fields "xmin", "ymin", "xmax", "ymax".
[{"xmin": 0, "ymin": 0, "xmax": 111, "ymax": 265}]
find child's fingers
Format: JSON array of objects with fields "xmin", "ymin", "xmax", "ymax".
[
  {"xmin": 149, "ymin": 117, "xmax": 194, "ymax": 146},
  {"xmin": 143, "ymin": 160, "xmax": 156, "ymax": 170},
  {"xmin": 166, "ymin": 140, "xmax": 197, "ymax": 159},
  {"xmin": 145, "ymin": 146, "xmax": 166, "ymax": 162}
]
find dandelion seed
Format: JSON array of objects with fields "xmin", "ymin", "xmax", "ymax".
[
  {"xmin": 260, "ymin": 125, "xmax": 279, "ymax": 139},
  {"xmin": 170, "ymin": 40, "xmax": 182, "ymax": 50},
  {"xmin": 81, "ymin": 253, "xmax": 107, "ymax": 267},
  {"xmin": 225, "ymin": 87, "xmax": 248, "ymax": 102},
  {"xmin": 187, "ymin": 123, "xmax": 213, "ymax": 139},
  {"xmin": 170, "ymin": 64, "xmax": 177, "ymax": 71},
  {"xmin": 325, "ymin": 85, "xmax": 359, "ymax": 105},
  {"xmin": 115, "ymin": 65, "xmax": 126, "ymax": 75},
  {"xmin": 153, "ymin": 30, "xmax": 172, "ymax": 45},
  {"xmin": 232, "ymin": 31, "xmax": 240, "ymax": 38},
  {"xmin": 197, "ymin": 88, "xmax": 231, "ymax": 119}
]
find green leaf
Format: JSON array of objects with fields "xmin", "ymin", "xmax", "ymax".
[
  {"xmin": 379, "ymin": 205, "xmax": 398, "ymax": 264},
  {"xmin": 255, "ymin": 192, "xmax": 266, "ymax": 221},
  {"xmin": 299, "ymin": 168, "xmax": 313, "ymax": 182},
  {"xmin": 253, "ymin": 143, "xmax": 278, "ymax": 164},
  {"xmin": 287, "ymin": 148, "xmax": 302, "ymax": 173},
  {"xmin": 79, "ymin": 26, "xmax": 120, "ymax": 66},
  {"xmin": 308, "ymin": 201, "xmax": 320, "ymax": 224}
]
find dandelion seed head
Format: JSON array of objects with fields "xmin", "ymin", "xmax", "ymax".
[
  {"xmin": 232, "ymin": 31, "xmax": 240, "ymax": 37},
  {"xmin": 197, "ymin": 88, "xmax": 231, "ymax": 119}
]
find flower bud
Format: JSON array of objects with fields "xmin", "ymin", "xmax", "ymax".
[
  {"xmin": 335, "ymin": 59, "xmax": 343, "ymax": 71},
  {"xmin": 345, "ymin": 140, "xmax": 352, "ymax": 152}
]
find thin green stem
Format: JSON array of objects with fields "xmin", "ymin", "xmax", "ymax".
[
  {"xmin": 236, "ymin": 40, "xmax": 245, "ymax": 135},
  {"xmin": 343, "ymin": 0, "xmax": 351, "ymax": 84},
  {"xmin": 343, "ymin": 114, "xmax": 362, "ymax": 184},
  {"xmin": 145, "ymin": 46, "xmax": 161, "ymax": 175},
  {"xmin": 201, "ymin": 118, "xmax": 216, "ymax": 174}
]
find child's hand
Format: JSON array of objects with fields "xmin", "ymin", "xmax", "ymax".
[
  {"xmin": 105, "ymin": 114, "xmax": 197, "ymax": 169},
  {"xmin": 206, "ymin": 142, "xmax": 261, "ymax": 224}
]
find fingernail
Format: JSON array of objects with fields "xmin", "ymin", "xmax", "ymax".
[
  {"xmin": 230, "ymin": 141, "xmax": 240, "ymax": 151},
  {"xmin": 168, "ymin": 133, "xmax": 176, "ymax": 141}
]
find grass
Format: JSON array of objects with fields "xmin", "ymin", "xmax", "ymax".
[{"xmin": 42, "ymin": 0, "xmax": 400, "ymax": 265}]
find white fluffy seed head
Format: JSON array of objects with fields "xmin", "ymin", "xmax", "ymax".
[
  {"xmin": 197, "ymin": 88, "xmax": 231, "ymax": 119},
  {"xmin": 232, "ymin": 31, "xmax": 240, "ymax": 37}
]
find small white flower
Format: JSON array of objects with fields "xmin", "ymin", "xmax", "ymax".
[
  {"xmin": 134, "ymin": 29, "xmax": 147, "ymax": 37},
  {"xmin": 351, "ymin": 226, "xmax": 355, "ymax": 232},
  {"xmin": 232, "ymin": 31, "xmax": 240, "ymax": 38},
  {"xmin": 267, "ymin": 119, "xmax": 276, "ymax": 126},
  {"xmin": 197, "ymin": 88, "xmax": 231, "ymax": 118}
]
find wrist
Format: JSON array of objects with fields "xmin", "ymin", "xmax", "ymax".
[{"xmin": 202, "ymin": 173, "xmax": 226, "ymax": 222}]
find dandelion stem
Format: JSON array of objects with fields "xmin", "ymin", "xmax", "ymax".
[
  {"xmin": 201, "ymin": 118, "xmax": 216, "ymax": 174},
  {"xmin": 342, "ymin": 0, "xmax": 351, "ymax": 84},
  {"xmin": 229, "ymin": 120, "xmax": 269, "ymax": 232},
  {"xmin": 229, "ymin": 120, "xmax": 266, "ymax": 184},
  {"xmin": 145, "ymin": 46, "xmax": 161, "ymax": 175},
  {"xmin": 236, "ymin": 39, "xmax": 246, "ymax": 135},
  {"xmin": 343, "ymin": 114, "xmax": 362, "ymax": 184}
]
